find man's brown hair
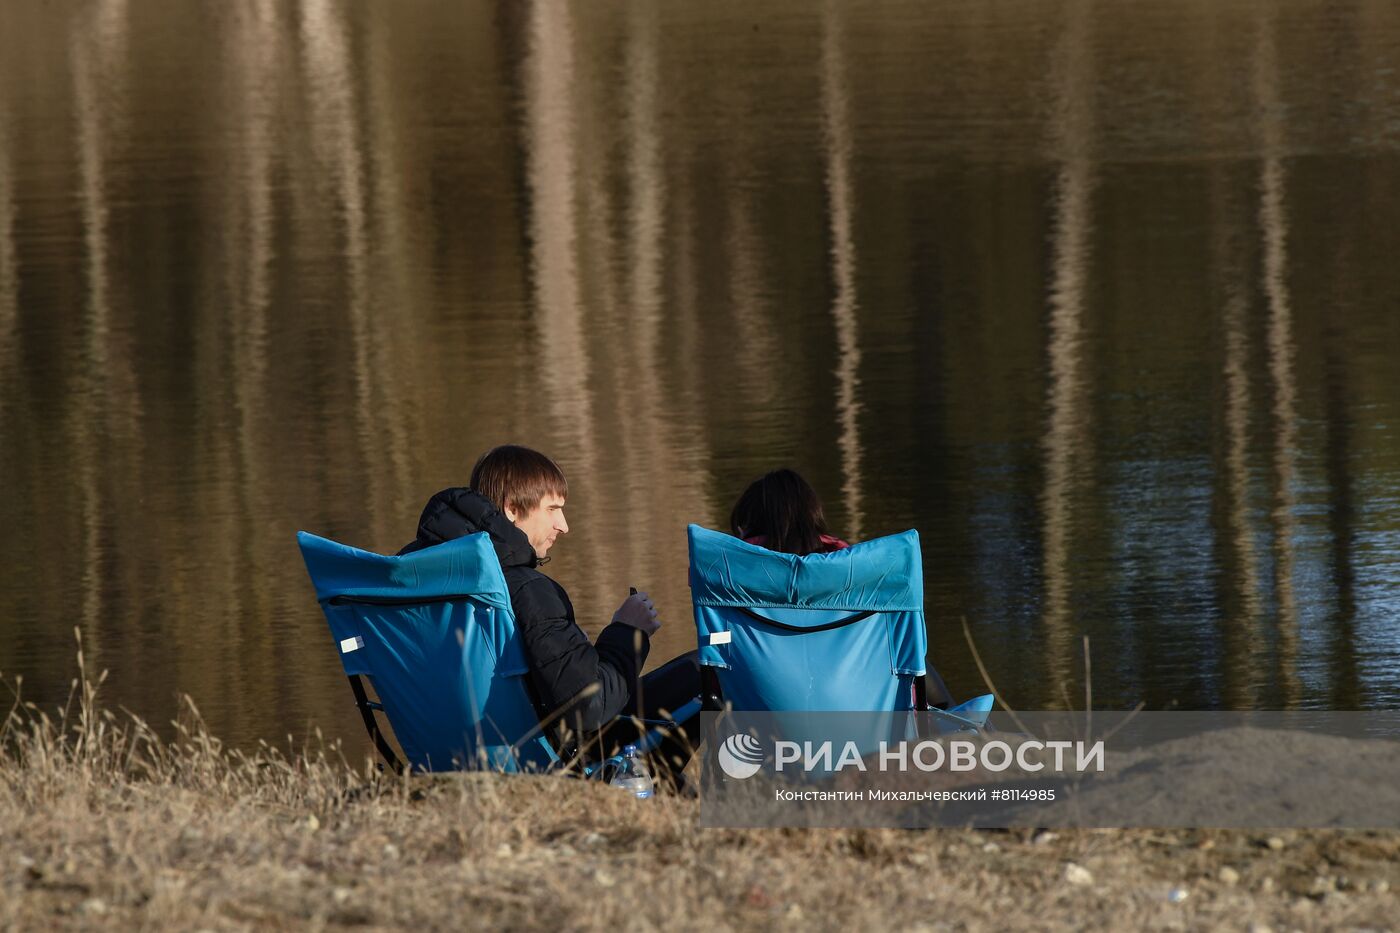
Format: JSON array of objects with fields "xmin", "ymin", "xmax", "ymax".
[{"xmin": 470, "ymin": 445, "xmax": 568, "ymax": 517}]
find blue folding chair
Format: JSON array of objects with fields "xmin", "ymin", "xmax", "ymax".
[
  {"xmin": 299, "ymin": 530, "xmax": 700, "ymax": 777},
  {"xmin": 687, "ymin": 525, "xmax": 992, "ymax": 728},
  {"xmin": 298, "ymin": 531, "xmax": 559, "ymax": 773}
]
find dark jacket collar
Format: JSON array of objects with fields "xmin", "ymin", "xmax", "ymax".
[{"xmin": 397, "ymin": 487, "xmax": 538, "ymax": 567}]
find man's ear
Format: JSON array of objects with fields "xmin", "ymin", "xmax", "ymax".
[{"xmin": 503, "ymin": 505, "xmax": 518, "ymax": 523}]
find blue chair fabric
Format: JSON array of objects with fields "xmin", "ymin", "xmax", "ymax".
[
  {"xmin": 297, "ymin": 531, "xmax": 557, "ymax": 773},
  {"xmin": 688, "ymin": 525, "xmax": 930, "ymax": 712}
]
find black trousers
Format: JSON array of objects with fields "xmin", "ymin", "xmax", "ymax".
[{"xmin": 579, "ymin": 650, "xmax": 702, "ymax": 786}]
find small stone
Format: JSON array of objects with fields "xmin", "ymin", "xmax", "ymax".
[
  {"xmin": 79, "ymin": 899, "xmax": 107, "ymax": 916},
  {"xmin": 1372, "ymin": 879, "xmax": 1390, "ymax": 894},
  {"xmin": 1167, "ymin": 887, "xmax": 1189, "ymax": 904},
  {"xmin": 1265, "ymin": 836, "xmax": 1285, "ymax": 851},
  {"xmin": 15, "ymin": 855, "xmax": 33, "ymax": 869},
  {"xmin": 595, "ymin": 869, "xmax": 616, "ymax": 888},
  {"xmin": 1260, "ymin": 877, "xmax": 1274, "ymax": 893},
  {"xmin": 1064, "ymin": 863, "xmax": 1093, "ymax": 886},
  {"xmin": 785, "ymin": 904, "xmax": 803, "ymax": 920},
  {"xmin": 1311, "ymin": 875, "xmax": 1337, "ymax": 895},
  {"xmin": 982, "ymin": 842, "xmax": 1001, "ymax": 854},
  {"xmin": 1219, "ymin": 866, "xmax": 1240, "ymax": 886},
  {"xmin": 581, "ymin": 832, "xmax": 605, "ymax": 849},
  {"xmin": 495, "ymin": 843, "xmax": 512, "ymax": 858},
  {"xmin": 1033, "ymin": 831, "xmax": 1058, "ymax": 846},
  {"xmin": 305, "ymin": 814, "xmax": 320, "ymax": 833},
  {"xmin": 907, "ymin": 853, "xmax": 930, "ymax": 866},
  {"xmin": 332, "ymin": 887, "xmax": 352, "ymax": 905},
  {"xmin": 1246, "ymin": 924, "xmax": 1273, "ymax": 933},
  {"xmin": 382, "ymin": 843, "xmax": 400, "ymax": 860}
]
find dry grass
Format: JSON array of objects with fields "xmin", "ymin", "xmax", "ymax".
[{"xmin": 3, "ymin": 647, "xmax": 1398, "ymax": 931}]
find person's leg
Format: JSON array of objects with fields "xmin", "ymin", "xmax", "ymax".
[
  {"xmin": 604, "ymin": 650, "xmax": 702, "ymax": 788},
  {"xmin": 632, "ymin": 650, "xmax": 701, "ymax": 719}
]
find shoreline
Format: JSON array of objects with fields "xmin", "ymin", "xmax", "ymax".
[
  {"xmin": 3, "ymin": 679, "xmax": 1397, "ymax": 929},
  {"xmin": 5, "ymin": 764, "xmax": 1398, "ymax": 929}
]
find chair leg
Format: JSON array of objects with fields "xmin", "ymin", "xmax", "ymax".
[
  {"xmin": 922, "ymin": 668, "xmax": 953, "ymax": 710},
  {"xmin": 701, "ymin": 666, "xmax": 725, "ymax": 712},
  {"xmin": 348, "ymin": 675, "xmax": 404, "ymax": 775}
]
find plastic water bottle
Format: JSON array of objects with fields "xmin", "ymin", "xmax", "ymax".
[{"xmin": 609, "ymin": 744, "xmax": 654, "ymax": 799}]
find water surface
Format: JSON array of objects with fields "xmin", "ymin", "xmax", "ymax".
[{"xmin": 2, "ymin": 0, "xmax": 1399, "ymax": 751}]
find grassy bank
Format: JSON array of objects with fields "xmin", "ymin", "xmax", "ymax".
[{"xmin": 3, "ymin": 665, "xmax": 1398, "ymax": 930}]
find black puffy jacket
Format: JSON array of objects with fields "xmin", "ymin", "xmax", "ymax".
[{"xmin": 398, "ymin": 487, "xmax": 646, "ymax": 733}]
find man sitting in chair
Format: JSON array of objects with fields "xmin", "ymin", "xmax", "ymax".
[{"xmin": 399, "ymin": 444, "xmax": 700, "ymax": 785}]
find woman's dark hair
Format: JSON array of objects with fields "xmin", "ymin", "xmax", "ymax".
[{"xmin": 729, "ymin": 469, "xmax": 832, "ymax": 556}]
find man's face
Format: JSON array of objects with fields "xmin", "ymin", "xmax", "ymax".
[{"xmin": 506, "ymin": 493, "xmax": 569, "ymax": 558}]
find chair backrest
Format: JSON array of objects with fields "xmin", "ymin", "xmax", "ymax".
[
  {"xmin": 687, "ymin": 524, "xmax": 928, "ymax": 711},
  {"xmin": 297, "ymin": 531, "xmax": 556, "ymax": 772}
]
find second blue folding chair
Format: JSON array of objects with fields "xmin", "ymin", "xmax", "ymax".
[{"xmin": 687, "ymin": 524, "xmax": 992, "ymax": 729}]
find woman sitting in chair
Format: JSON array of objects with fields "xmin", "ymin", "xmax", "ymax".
[
  {"xmin": 716, "ymin": 465, "xmax": 968, "ymax": 711},
  {"xmin": 729, "ymin": 468, "xmax": 850, "ymax": 555},
  {"xmin": 724, "ymin": 467, "xmax": 961, "ymax": 712}
]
